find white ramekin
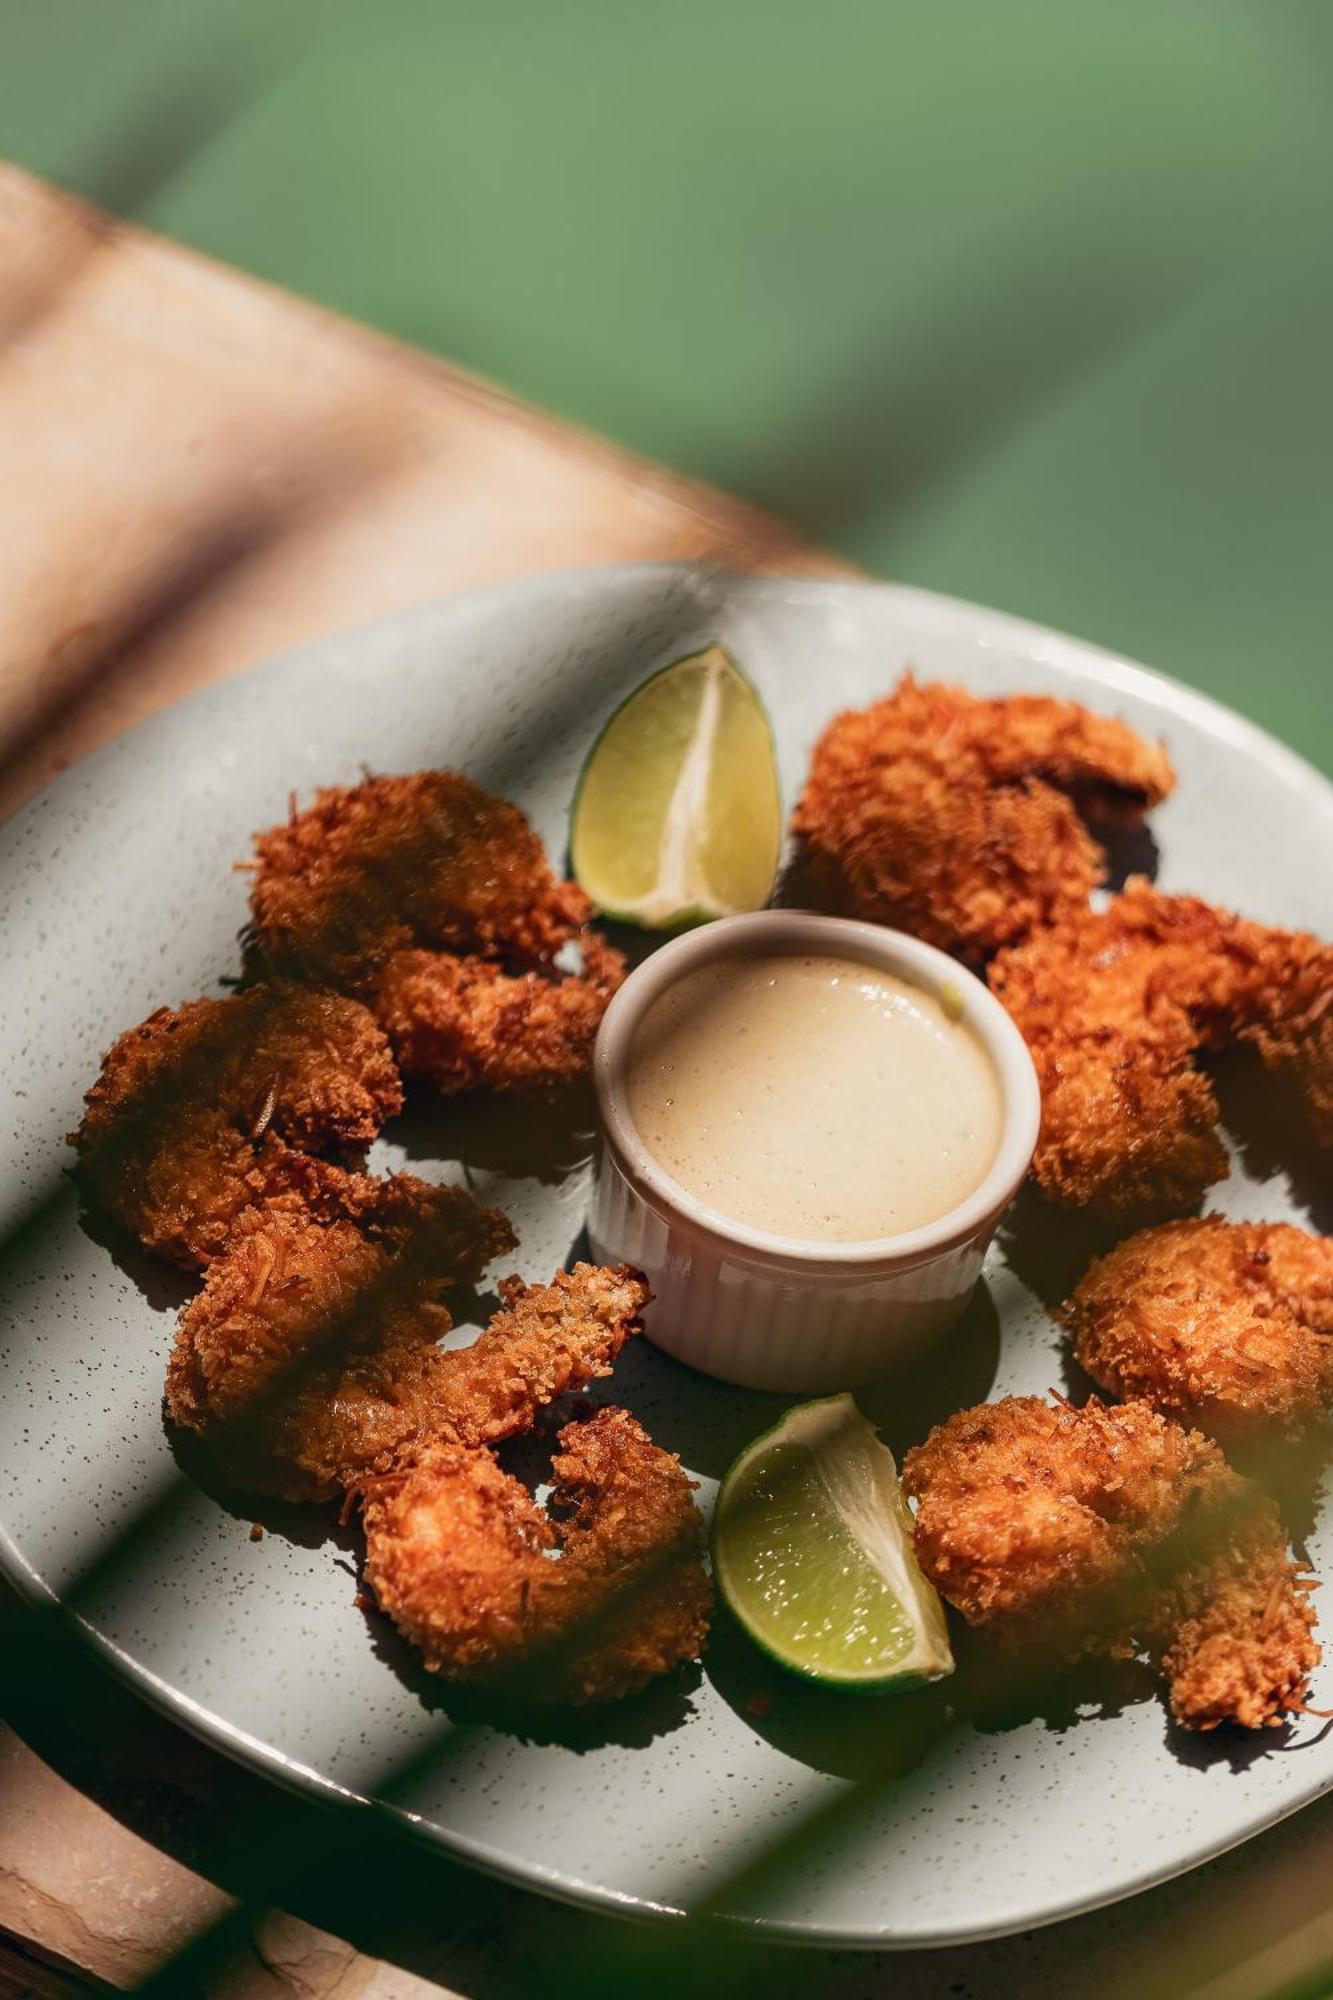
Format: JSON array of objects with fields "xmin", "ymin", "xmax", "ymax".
[{"xmin": 588, "ymin": 910, "xmax": 1039, "ymax": 1393}]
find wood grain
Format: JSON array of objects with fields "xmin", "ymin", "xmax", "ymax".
[{"xmin": 0, "ymin": 163, "xmax": 842, "ymax": 821}]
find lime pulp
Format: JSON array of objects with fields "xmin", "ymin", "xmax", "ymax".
[
  {"xmin": 570, "ymin": 644, "xmax": 782, "ymax": 928},
  {"xmin": 712, "ymin": 1395, "xmax": 954, "ymax": 1691}
]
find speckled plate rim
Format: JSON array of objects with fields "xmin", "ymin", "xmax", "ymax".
[
  {"xmin": 12, "ymin": 1514, "xmax": 1333, "ymax": 1959},
  {"xmin": 2, "ymin": 563, "xmax": 1332, "ymax": 1952},
  {"xmin": 0, "ymin": 1541, "xmax": 688, "ymax": 1931},
  {"xmin": 7, "ymin": 1522, "xmax": 1333, "ymax": 1958}
]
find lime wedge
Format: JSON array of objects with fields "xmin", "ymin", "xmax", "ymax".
[
  {"xmin": 571, "ymin": 645, "xmax": 782, "ymax": 927},
  {"xmin": 713, "ymin": 1395, "xmax": 954, "ymax": 1692}
]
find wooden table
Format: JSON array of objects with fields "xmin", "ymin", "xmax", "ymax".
[
  {"xmin": 4, "ymin": 162, "xmax": 1333, "ymax": 2000},
  {"xmin": 0, "ymin": 163, "xmax": 838, "ymax": 819}
]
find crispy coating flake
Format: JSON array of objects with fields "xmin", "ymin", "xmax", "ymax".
[
  {"xmin": 375, "ymin": 941, "xmax": 625, "ymax": 1093},
  {"xmin": 166, "ymin": 1234, "xmax": 651, "ymax": 1504},
  {"xmin": 73, "ymin": 984, "xmax": 403, "ymax": 1268},
  {"xmin": 990, "ymin": 879, "xmax": 1333, "ymax": 1217},
  {"xmin": 1063, "ymin": 1217, "xmax": 1333, "ymax": 1445},
  {"xmin": 792, "ymin": 675, "xmax": 1174, "ymax": 963},
  {"xmin": 360, "ymin": 1406, "xmax": 712, "ymax": 1704},
  {"xmin": 902, "ymin": 1395, "xmax": 1318, "ymax": 1730},
  {"xmin": 245, "ymin": 772, "xmax": 625, "ymax": 1092},
  {"xmin": 1153, "ymin": 1512, "xmax": 1323, "ymax": 1732}
]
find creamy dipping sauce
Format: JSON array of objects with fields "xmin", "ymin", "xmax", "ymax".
[{"xmin": 626, "ymin": 953, "xmax": 1003, "ymax": 1243}]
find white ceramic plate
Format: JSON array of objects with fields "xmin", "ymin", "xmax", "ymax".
[{"xmin": 2, "ymin": 567, "xmax": 1331, "ymax": 1950}]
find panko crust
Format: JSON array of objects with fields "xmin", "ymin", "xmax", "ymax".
[
  {"xmin": 792, "ymin": 675, "xmax": 1173, "ymax": 963},
  {"xmin": 165, "ymin": 1180, "xmax": 514, "ymax": 1499},
  {"xmin": 1154, "ymin": 1515, "xmax": 1321, "ymax": 1732},
  {"xmin": 245, "ymin": 772, "xmax": 625, "ymax": 1093},
  {"xmin": 990, "ymin": 879, "xmax": 1333, "ymax": 1217},
  {"xmin": 73, "ymin": 983, "xmax": 403, "ymax": 1268},
  {"xmin": 376, "ymin": 939, "xmax": 625, "ymax": 1094},
  {"xmin": 246, "ymin": 771, "xmax": 587, "ymax": 984},
  {"xmin": 902, "ymin": 1395, "xmax": 1318, "ymax": 1730},
  {"xmin": 904, "ymin": 1396, "xmax": 1212, "ymax": 1656},
  {"xmin": 420, "ymin": 1263, "xmax": 650, "ymax": 1451},
  {"xmin": 361, "ymin": 1406, "xmax": 712, "ymax": 1704},
  {"xmin": 1064, "ymin": 1218, "xmax": 1333, "ymax": 1445},
  {"xmin": 166, "ymin": 1237, "xmax": 650, "ymax": 1505}
]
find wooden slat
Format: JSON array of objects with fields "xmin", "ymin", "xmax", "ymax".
[{"xmin": 0, "ymin": 163, "xmax": 842, "ymax": 820}]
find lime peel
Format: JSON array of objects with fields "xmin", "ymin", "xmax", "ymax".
[{"xmin": 571, "ymin": 644, "xmax": 781, "ymax": 928}]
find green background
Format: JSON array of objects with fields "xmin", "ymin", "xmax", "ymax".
[{"xmin": 4, "ymin": 0, "xmax": 1331, "ymax": 772}]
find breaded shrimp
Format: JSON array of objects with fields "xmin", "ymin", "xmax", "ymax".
[
  {"xmin": 1064, "ymin": 1218, "xmax": 1333, "ymax": 1446},
  {"xmin": 1154, "ymin": 1508, "xmax": 1324, "ymax": 1732},
  {"xmin": 990, "ymin": 880, "xmax": 1333, "ymax": 1217},
  {"xmin": 167, "ymin": 1225, "xmax": 647, "ymax": 1502},
  {"xmin": 792, "ymin": 676, "xmax": 1173, "ymax": 964},
  {"xmin": 902, "ymin": 1395, "xmax": 1318, "ymax": 1730},
  {"xmin": 360, "ymin": 1407, "xmax": 712, "ymax": 1704},
  {"xmin": 374, "ymin": 943, "xmax": 625, "ymax": 1094},
  {"xmin": 73, "ymin": 983, "xmax": 403, "ymax": 1268},
  {"xmin": 244, "ymin": 772, "xmax": 625, "ymax": 1092},
  {"xmin": 904, "ymin": 1396, "xmax": 1209, "ymax": 1658}
]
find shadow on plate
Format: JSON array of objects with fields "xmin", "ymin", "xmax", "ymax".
[
  {"xmin": 1096, "ymin": 816, "xmax": 1161, "ymax": 892},
  {"xmin": 608, "ymin": 1274, "xmax": 1001, "ymax": 1488},
  {"xmin": 357, "ymin": 1565, "xmax": 704, "ymax": 1754},
  {"xmin": 707, "ymin": 1602, "xmax": 1163, "ymax": 1784},
  {"xmin": 855, "ymin": 1279, "xmax": 1002, "ymax": 1461},
  {"xmin": 75, "ymin": 1193, "xmax": 198, "ymax": 1315},
  {"xmin": 598, "ymin": 1332, "xmax": 792, "ymax": 1484},
  {"xmin": 1224, "ymin": 1426, "xmax": 1330, "ymax": 1556},
  {"xmin": 1165, "ymin": 1708, "xmax": 1319, "ymax": 1773},
  {"xmin": 997, "ymin": 1184, "xmax": 1151, "ymax": 1315},
  {"xmin": 1209, "ymin": 1049, "xmax": 1333, "ymax": 1234},
  {"xmin": 386, "ymin": 1079, "xmax": 598, "ymax": 1188},
  {"xmin": 162, "ymin": 1411, "xmax": 359, "ymax": 1553},
  {"xmin": 591, "ymin": 914, "xmax": 679, "ymax": 976},
  {"xmin": 435, "ymin": 1281, "xmax": 506, "ymax": 1338},
  {"xmin": 769, "ymin": 842, "xmax": 832, "ymax": 919},
  {"xmin": 1054, "ymin": 1340, "xmax": 1106, "ymax": 1403},
  {"xmin": 957, "ymin": 1631, "xmax": 1162, "ymax": 1740},
  {"xmin": 704, "ymin": 1599, "xmax": 953, "ymax": 1782}
]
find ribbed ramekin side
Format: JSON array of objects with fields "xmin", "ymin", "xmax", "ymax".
[{"xmin": 590, "ymin": 1143, "xmax": 990, "ymax": 1393}]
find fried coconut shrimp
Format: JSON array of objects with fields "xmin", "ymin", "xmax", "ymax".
[
  {"xmin": 373, "ymin": 950, "xmax": 620, "ymax": 1095},
  {"xmin": 1064, "ymin": 1217, "xmax": 1333, "ymax": 1446},
  {"xmin": 792, "ymin": 675, "xmax": 1173, "ymax": 963},
  {"xmin": 360, "ymin": 1407, "xmax": 712, "ymax": 1704},
  {"xmin": 167, "ymin": 1222, "xmax": 648, "ymax": 1501},
  {"xmin": 244, "ymin": 771, "xmax": 625, "ymax": 1092},
  {"xmin": 73, "ymin": 983, "xmax": 403, "ymax": 1268},
  {"xmin": 902, "ymin": 1395, "xmax": 1319, "ymax": 1730},
  {"xmin": 990, "ymin": 879, "xmax": 1333, "ymax": 1217}
]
